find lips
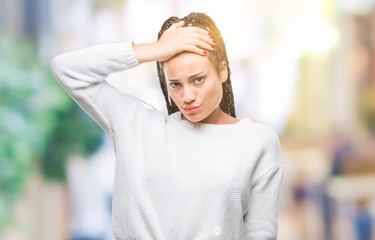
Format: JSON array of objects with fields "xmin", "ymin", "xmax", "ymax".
[{"xmin": 183, "ymin": 105, "xmax": 200, "ymax": 110}]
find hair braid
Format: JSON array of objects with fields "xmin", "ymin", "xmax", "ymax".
[{"xmin": 156, "ymin": 12, "xmax": 236, "ymax": 118}]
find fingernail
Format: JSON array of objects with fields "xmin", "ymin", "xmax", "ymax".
[
  {"xmin": 208, "ymin": 32, "xmax": 212, "ymax": 37},
  {"xmin": 211, "ymin": 45, "xmax": 215, "ymax": 50},
  {"xmin": 203, "ymin": 51, "xmax": 207, "ymax": 55},
  {"xmin": 213, "ymin": 40, "xmax": 216, "ymax": 44}
]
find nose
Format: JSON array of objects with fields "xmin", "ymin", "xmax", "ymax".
[{"xmin": 182, "ymin": 86, "xmax": 196, "ymax": 104}]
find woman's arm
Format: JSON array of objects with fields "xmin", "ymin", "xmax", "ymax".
[
  {"xmin": 243, "ymin": 129, "xmax": 284, "ymax": 239},
  {"xmin": 50, "ymin": 21, "xmax": 214, "ymax": 138},
  {"xmin": 51, "ymin": 40, "xmax": 142, "ymax": 138},
  {"xmin": 244, "ymin": 163, "xmax": 283, "ymax": 239}
]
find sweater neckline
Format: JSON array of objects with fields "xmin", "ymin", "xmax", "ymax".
[{"xmin": 170, "ymin": 111, "xmax": 251, "ymax": 131}]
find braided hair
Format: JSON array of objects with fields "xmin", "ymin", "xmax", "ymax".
[{"xmin": 156, "ymin": 12, "xmax": 236, "ymax": 118}]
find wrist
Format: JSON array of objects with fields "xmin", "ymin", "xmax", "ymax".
[{"xmin": 133, "ymin": 41, "xmax": 160, "ymax": 64}]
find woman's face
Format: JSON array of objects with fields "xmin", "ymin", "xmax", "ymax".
[{"xmin": 164, "ymin": 52, "xmax": 228, "ymax": 123}]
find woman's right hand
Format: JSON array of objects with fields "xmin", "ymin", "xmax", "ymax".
[
  {"xmin": 154, "ymin": 20, "xmax": 216, "ymax": 62},
  {"xmin": 133, "ymin": 21, "xmax": 216, "ymax": 64}
]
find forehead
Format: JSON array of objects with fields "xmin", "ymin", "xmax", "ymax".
[{"xmin": 163, "ymin": 52, "xmax": 212, "ymax": 80}]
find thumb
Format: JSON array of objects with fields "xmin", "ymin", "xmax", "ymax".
[
  {"xmin": 165, "ymin": 20, "xmax": 185, "ymax": 33},
  {"xmin": 175, "ymin": 20, "xmax": 185, "ymax": 28}
]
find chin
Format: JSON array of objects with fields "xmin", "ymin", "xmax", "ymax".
[{"xmin": 184, "ymin": 113, "xmax": 208, "ymax": 123}]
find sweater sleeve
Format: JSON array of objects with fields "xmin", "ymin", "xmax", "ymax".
[
  {"xmin": 243, "ymin": 130, "xmax": 284, "ymax": 240},
  {"xmin": 50, "ymin": 40, "xmax": 142, "ymax": 138}
]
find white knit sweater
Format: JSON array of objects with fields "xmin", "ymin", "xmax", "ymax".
[{"xmin": 51, "ymin": 39, "xmax": 283, "ymax": 240}]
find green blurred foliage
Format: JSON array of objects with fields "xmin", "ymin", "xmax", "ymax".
[
  {"xmin": 0, "ymin": 35, "xmax": 104, "ymax": 229},
  {"xmin": 42, "ymin": 103, "xmax": 104, "ymax": 180}
]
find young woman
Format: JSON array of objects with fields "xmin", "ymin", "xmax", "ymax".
[{"xmin": 51, "ymin": 12, "xmax": 283, "ymax": 240}]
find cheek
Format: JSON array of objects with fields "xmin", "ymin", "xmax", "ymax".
[
  {"xmin": 169, "ymin": 91, "xmax": 180, "ymax": 104},
  {"xmin": 205, "ymin": 80, "xmax": 222, "ymax": 99}
]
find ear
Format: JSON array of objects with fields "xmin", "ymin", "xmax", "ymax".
[{"xmin": 219, "ymin": 61, "xmax": 228, "ymax": 83}]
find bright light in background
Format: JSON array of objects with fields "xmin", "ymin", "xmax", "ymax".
[
  {"xmin": 256, "ymin": 14, "xmax": 340, "ymax": 132},
  {"xmin": 285, "ymin": 15, "xmax": 340, "ymax": 54}
]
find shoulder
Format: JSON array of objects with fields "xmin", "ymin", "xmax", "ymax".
[
  {"xmin": 244, "ymin": 120, "xmax": 282, "ymax": 165},
  {"xmin": 258, "ymin": 123, "xmax": 280, "ymax": 149},
  {"xmin": 244, "ymin": 120, "xmax": 280, "ymax": 146}
]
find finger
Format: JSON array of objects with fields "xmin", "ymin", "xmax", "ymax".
[
  {"xmin": 186, "ymin": 36, "xmax": 215, "ymax": 52},
  {"xmin": 184, "ymin": 27, "xmax": 215, "ymax": 47},
  {"xmin": 189, "ymin": 26, "xmax": 212, "ymax": 38},
  {"xmin": 177, "ymin": 27, "xmax": 213, "ymax": 44},
  {"xmin": 165, "ymin": 21, "xmax": 183, "ymax": 32},
  {"xmin": 175, "ymin": 20, "xmax": 185, "ymax": 28},
  {"xmin": 184, "ymin": 44, "xmax": 207, "ymax": 56},
  {"xmin": 195, "ymin": 33, "xmax": 216, "ymax": 47},
  {"xmin": 171, "ymin": 21, "xmax": 184, "ymax": 29}
]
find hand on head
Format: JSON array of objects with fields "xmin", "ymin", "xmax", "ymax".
[{"xmin": 156, "ymin": 20, "xmax": 216, "ymax": 62}]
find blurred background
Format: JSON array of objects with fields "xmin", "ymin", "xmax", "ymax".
[{"xmin": 1, "ymin": 0, "xmax": 375, "ymax": 239}]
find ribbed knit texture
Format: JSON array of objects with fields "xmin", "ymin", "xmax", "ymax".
[{"xmin": 51, "ymin": 40, "xmax": 283, "ymax": 240}]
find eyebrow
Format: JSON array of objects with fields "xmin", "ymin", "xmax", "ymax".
[{"xmin": 168, "ymin": 71, "xmax": 205, "ymax": 82}]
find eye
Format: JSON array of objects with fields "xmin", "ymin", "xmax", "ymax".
[
  {"xmin": 169, "ymin": 82, "xmax": 180, "ymax": 88},
  {"xmin": 195, "ymin": 77, "xmax": 204, "ymax": 84}
]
